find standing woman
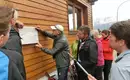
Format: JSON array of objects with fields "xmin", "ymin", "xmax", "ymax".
[
  {"xmin": 101, "ymin": 30, "xmax": 113, "ymax": 80},
  {"xmin": 91, "ymin": 30, "xmax": 104, "ymax": 80}
]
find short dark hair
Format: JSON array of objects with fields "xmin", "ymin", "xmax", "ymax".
[
  {"xmin": 110, "ymin": 21, "xmax": 130, "ymax": 49},
  {"xmin": 0, "ymin": 1, "xmax": 13, "ymax": 35},
  {"xmin": 102, "ymin": 30, "xmax": 109, "ymax": 35},
  {"xmin": 78, "ymin": 25, "xmax": 90, "ymax": 35}
]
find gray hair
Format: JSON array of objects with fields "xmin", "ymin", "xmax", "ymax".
[{"xmin": 91, "ymin": 29, "xmax": 100, "ymax": 38}]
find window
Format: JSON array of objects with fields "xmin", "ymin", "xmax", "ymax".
[
  {"xmin": 68, "ymin": 5, "xmax": 74, "ymax": 31},
  {"xmin": 75, "ymin": 8, "xmax": 81, "ymax": 30},
  {"xmin": 68, "ymin": 5, "xmax": 82, "ymax": 32}
]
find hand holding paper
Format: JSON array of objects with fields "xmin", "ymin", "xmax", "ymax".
[
  {"xmin": 35, "ymin": 26, "xmax": 42, "ymax": 31},
  {"xmin": 16, "ymin": 20, "xmax": 24, "ymax": 29},
  {"xmin": 35, "ymin": 43, "xmax": 43, "ymax": 48}
]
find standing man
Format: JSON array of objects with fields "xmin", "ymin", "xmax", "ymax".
[
  {"xmin": 35, "ymin": 24, "xmax": 70, "ymax": 80},
  {"xmin": 2, "ymin": 9, "xmax": 26, "ymax": 79},
  {"xmin": 109, "ymin": 21, "xmax": 130, "ymax": 80},
  {"xmin": 2, "ymin": 9, "xmax": 23, "ymax": 55},
  {"xmin": 0, "ymin": 1, "xmax": 25, "ymax": 80},
  {"xmin": 76, "ymin": 26, "xmax": 98, "ymax": 80}
]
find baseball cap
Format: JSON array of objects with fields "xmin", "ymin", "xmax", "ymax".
[{"xmin": 51, "ymin": 24, "xmax": 64, "ymax": 32}]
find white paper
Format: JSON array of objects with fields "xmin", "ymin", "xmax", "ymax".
[{"xmin": 19, "ymin": 26, "xmax": 39, "ymax": 45}]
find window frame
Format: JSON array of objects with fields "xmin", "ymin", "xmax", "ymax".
[{"xmin": 68, "ymin": 1, "xmax": 87, "ymax": 35}]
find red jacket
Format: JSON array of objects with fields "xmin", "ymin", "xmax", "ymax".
[{"xmin": 101, "ymin": 37, "xmax": 113, "ymax": 60}]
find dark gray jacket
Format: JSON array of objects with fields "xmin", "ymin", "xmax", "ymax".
[
  {"xmin": 40, "ymin": 31, "xmax": 70, "ymax": 68},
  {"xmin": 2, "ymin": 27, "xmax": 22, "ymax": 55},
  {"xmin": 2, "ymin": 27, "xmax": 26, "ymax": 80}
]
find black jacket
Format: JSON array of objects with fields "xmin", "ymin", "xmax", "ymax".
[
  {"xmin": 2, "ymin": 27, "xmax": 22, "ymax": 55},
  {"xmin": 77, "ymin": 38, "xmax": 98, "ymax": 74},
  {"xmin": 0, "ymin": 49, "xmax": 26, "ymax": 80},
  {"xmin": 40, "ymin": 31, "xmax": 70, "ymax": 68}
]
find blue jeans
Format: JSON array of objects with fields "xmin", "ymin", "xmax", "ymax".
[{"xmin": 57, "ymin": 66, "xmax": 69, "ymax": 80}]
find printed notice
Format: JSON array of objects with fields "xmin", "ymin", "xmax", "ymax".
[{"xmin": 19, "ymin": 26, "xmax": 39, "ymax": 45}]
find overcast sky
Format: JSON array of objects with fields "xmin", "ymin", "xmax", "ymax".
[{"xmin": 92, "ymin": 0, "xmax": 130, "ymax": 22}]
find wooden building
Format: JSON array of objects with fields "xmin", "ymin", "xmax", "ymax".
[{"xmin": 5, "ymin": 0, "xmax": 97, "ymax": 80}]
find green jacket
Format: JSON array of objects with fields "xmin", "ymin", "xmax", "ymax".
[
  {"xmin": 71, "ymin": 40, "xmax": 79, "ymax": 59},
  {"xmin": 40, "ymin": 31, "xmax": 70, "ymax": 68}
]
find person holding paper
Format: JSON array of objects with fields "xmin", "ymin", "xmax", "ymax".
[
  {"xmin": 2, "ymin": 9, "xmax": 24, "ymax": 55},
  {"xmin": 1, "ymin": 9, "xmax": 26, "ymax": 79},
  {"xmin": 3, "ymin": 9, "xmax": 24, "ymax": 55},
  {"xmin": 0, "ymin": 1, "xmax": 25, "ymax": 80},
  {"xmin": 35, "ymin": 24, "xmax": 70, "ymax": 80}
]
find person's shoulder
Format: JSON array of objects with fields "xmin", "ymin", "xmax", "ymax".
[
  {"xmin": 85, "ymin": 38, "xmax": 97, "ymax": 48},
  {"xmin": 0, "ymin": 50, "xmax": 9, "ymax": 60},
  {"xmin": 0, "ymin": 51, "xmax": 10, "ymax": 80},
  {"xmin": 59, "ymin": 35, "xmax": 68, "ymax": 42},
  {"xmin": 88, "ymin": 38, "xmax": 96, "ymax": 43},
  {"xmin": 96, "ymin": 39, "xmax": 102, "ymax": 44},
  {"xmin": 0, "ymin": 49, "xmax": 22, "ymax": 61}
]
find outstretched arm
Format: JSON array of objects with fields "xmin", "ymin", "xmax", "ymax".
[
  {"xmin": 35, "ymin": 42, "xmax": 64, "ymax": 55},
  {"xmin": 35, "ymin": 27, "xmax": 56, "ymax": 39}
]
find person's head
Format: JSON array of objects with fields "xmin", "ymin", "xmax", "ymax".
[
  {"xmin": 77, "ymin": 25, "xmax": 90, "ymax": 41},
  {"xmin": 101, "ymin": 30, "xmax": 109, "ymax": 38},
  {"xmin": 51, "ymin": 24, "xmax": 64, "ymax": 36},
  {"xmin": 91, "ymin": 29, "xmax": 101, "ymax": 39},
  {"xmin": 109, "ymin": 21, "xmax": 130, "ymax": 53},
  {"xmin": 0, "ymin": 1, "xmax": 13, "ymax": 47}
]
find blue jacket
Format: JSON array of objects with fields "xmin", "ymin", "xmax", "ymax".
[{"xmin": 0, "ymin": 49, "xmax": 26, "ymax": 80}]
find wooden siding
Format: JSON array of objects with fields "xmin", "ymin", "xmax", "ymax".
[
  {"xmin": 77, "ymin": 0, "xmax": 93, "ymax": 29},
  {"xmin": 87, "ymin": 3, "xmax": 93, "ymax": 29},
  {"xmin": 5, "ymin": 0, "xmax": 93, "ymax": 79}
]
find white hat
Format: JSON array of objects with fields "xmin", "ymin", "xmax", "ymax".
[{"xmin": 51, "ymin": 24, "xmax": 64, "ymax": 32}]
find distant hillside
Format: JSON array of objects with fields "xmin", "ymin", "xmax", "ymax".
[{"xmin": 94, "ymin": 22, "xmax": 114, "ymax": 30}]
